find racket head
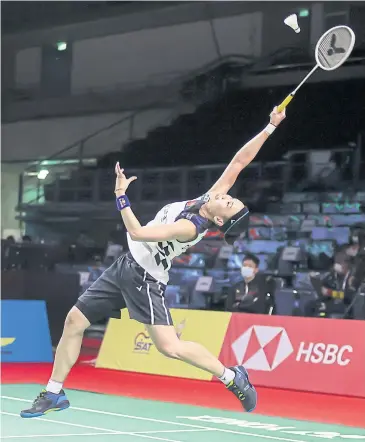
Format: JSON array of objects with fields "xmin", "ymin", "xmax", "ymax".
[{"xmin": 315, "ymin": 25, "xmax": 356, "ymax": 71}]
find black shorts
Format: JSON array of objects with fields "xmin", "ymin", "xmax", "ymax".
[{"xmin": 76, "ymin": 252, "xmax": 173, "ymax": 326}]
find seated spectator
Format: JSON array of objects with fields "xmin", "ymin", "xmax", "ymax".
[
  {"xmin": 2, "ymin": 236, "xmax": 16, "ymax": 269},
  {"xmin": 5, "ymin": 235, "xmax": 16, "ymax": 244},
  {"xmin": 306, "ymin": 256, "xmax": 357, "ymax": 318},
  {"xmin": 298, "ymin": 153, "xmax": 346, "ymax": 192},
  {"xmin": 225, "ymin": 254, "xmax": 276, "ymax": 314},
  {"xmin": 346, "ymin": 228, "xmax": 361, "ymax": 257},
  {"xmin": 104, "ymin": 241, "xmax": 123, "ymax": 266},
  {"xmin": 336, "ymin": 230, "xmax": 360, "ymax": 260}
]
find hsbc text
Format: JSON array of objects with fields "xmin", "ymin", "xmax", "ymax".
[{"xmin": 296, "ymin": 343, "xmax": 353, "ymax": 365}]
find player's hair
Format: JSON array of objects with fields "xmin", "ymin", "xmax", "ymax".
[{"xmin": 243, "ymin": 253, "xmax": 260, "ymax": 268}]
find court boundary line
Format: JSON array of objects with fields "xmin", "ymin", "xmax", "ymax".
[
  {"xmin": 1, "ymin": 411, "xmax": 120, "ymax": 434},
  {"xmin": 1, "ymin": 411, "xmax": 181, "ymax": 442},
  {"xmin": 1, "ymin": 433, "xmax": 117, "ymax": 439},
  {"xmin": 2, "ymin": 395, "xmax": 311, "ymax": 442},
  {"xmin": 1, "ymin": 410, "xmax": 214, "ymax": 442},
  {"xmin": 1, "ymin": 429, "xmax": 211, "ymax": 439}
]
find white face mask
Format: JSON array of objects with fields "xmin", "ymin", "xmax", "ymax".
[
  {"xmin": 352, "ymin": 236, "xmax": 359, "ymax": 244},
  {"xmin": 334, "ymin": 263, "xmax": 343, "ymax": 273},
  {"xmin": 347, "ymin": 247, "xmax": 357, "ymax": 256},
  {"xmin": 241, "ymin": 266, "xmax": 255, "ymax": 278}
]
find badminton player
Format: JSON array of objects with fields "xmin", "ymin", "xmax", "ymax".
[{"xmin": 21, "ymin": 106, "xmax": 285, "ymax": 418}]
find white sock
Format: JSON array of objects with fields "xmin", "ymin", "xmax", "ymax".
[
  {"xmin": 218, "ymin": 367, "xmax": 235, "ymax": 385},
  {"xmin": 46, "ymin": 379, "xmax": 63, "ymax": 394}
]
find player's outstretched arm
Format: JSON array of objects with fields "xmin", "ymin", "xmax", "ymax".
[
  {"xmin": 208, "ymin": 106, "xmax": 286, "ymax": 194},
  {"xmin": 114, "ymin": 162, "xmax": 196, "ymax": 242}
]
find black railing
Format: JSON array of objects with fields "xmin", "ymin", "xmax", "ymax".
[{"xmin": 17, "ymin": 149, "xmax": 364, "ymax": 209}]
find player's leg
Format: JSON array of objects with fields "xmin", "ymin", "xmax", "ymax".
[
  {"xmin": 146, "ymin": 324, "xmax": 225, "ymax": 376},
  {"xmin": 147, "ymin": 324, "xmax": 256, "ymax": 412},
  {"xmin": 20, "ymin": 258, "xmax": 127, "ymax": 418},
  {"xmin": 120, "ymin": 254, "xmax": 256, "ymax": 412},
  {"xmin": 20, "ymin": 306, "xmax": 90, "ymax": 418},
  {"xmin": 50, "ymin": 306, "xmax": 90, "ymax": 386},
  {"xmin": 119, "ymin": 253, "xmax": 256, "ymax": 412}
]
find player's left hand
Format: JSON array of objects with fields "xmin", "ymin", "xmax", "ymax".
[
  {"xmin": 114, "ymin": 162, "xmax": 137, "ymax": 196},
  {"xmin": 270, "ymin": 106, "xmax": 286, "ymax": 126}
]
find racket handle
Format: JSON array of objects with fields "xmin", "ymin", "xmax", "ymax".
[{"xmin": 277, "ymin": 93, "xmax": 294, "ymax": 113}]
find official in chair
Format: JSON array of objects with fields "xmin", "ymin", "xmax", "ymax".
[{"xmin": 225, "ymin": 254, "xmax": 276, "ymax": 314}]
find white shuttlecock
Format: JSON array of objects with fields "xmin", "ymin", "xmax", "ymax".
[{"xmin": 284, "ymin": 14, "xmax": 300, "ymax": 33}]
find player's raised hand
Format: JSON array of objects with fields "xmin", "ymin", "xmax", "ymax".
[
  {"xmin": 114, "ymin": 162, "xmax": 137, "ymax": 195},
  {"xmin": 270, "ymin": 106, "xmax": 286, "ymax": 127}
]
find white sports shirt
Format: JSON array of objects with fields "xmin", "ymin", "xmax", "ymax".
[{"xmin": 127, "ymin": 195, "xmax": 210, "ymax": 284}]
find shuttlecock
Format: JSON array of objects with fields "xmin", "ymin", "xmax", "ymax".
[{"xmin": 284, "ymin": 14, "xmax": 300, "ymax": 33}]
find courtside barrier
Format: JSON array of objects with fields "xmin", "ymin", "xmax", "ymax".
[
  {"xmin": 219, "ymin": 313, "xmax": 365, "ymax": 397},
  {"xmin": 1, "ymin": 300, "xmax": 53, "ymax": 362},
  {"xmin": 96, "ymin": 309, "xmax": 365, "ymax": 397},
  {"xmin": 96, "ymin": 309, "xmax": 231, "ymax": 380}
]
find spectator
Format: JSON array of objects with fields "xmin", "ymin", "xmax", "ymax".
[
  {"xmin": 2, "ymin": 236, "xmax": 16, "ymax": 267},
  {"xmin": 104, "ymin": 240, "xmax": 123, "ymax": 266},
  {"xmin": 76, "ymin": 230, "xmax": 96, "ymax": 247},
  {"xmin": 346, "ymin": 229, "xmax": 360, "ymax": 258},
  {"xmin": 225, "ymin": 254, "xmax": 275, "ymax": 314},
  {"xmin": 306, "ymin": 256, "xmax": 356, "ymax": 318},
  {"xmin": 5, "ymin": 235, "xmax": 16, "ymax": 244}
]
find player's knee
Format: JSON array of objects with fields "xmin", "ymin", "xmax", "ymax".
[
  {"xmin": 155, "ymin": 341, "xmax": 181, "ymax": 360},
  {"xmin": 64, "ymin": 308, "xmax": 89, "ymax": 334}
]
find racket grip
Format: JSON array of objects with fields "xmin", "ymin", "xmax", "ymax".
[{"xmin": 277, "ymin": 93, "xmax": 294, "ymax": 112}]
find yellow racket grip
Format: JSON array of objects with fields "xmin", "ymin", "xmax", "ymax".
[{"xmin": 277, "ymin": 94, "xmax": 294, "ymax": 113}]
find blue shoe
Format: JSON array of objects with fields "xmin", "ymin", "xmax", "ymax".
[
  {"xmin": 226, "ymin": 366, "xmax": 257, "ymax": 412},
  {"xmin": 20, "ymin": 389, "xmax": 70, "ymax": 418}
]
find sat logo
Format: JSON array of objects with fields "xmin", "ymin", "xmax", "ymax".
[
  {"xmin": 0, "ymin": 338, "xmax": 16, "ymax": 353},
  {"xmin": 134, "ymin": 332, "xmax": 153, "ymax": 353},
  {"xmin": 133, "ymin": 320, "xmax": 186, "ymax": 354}
]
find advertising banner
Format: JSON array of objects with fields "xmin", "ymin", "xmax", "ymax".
[
  {"xmin": 96, "ymin": 309, "xmax": 231, "ymax": 380},
  {"xmin": 1, "ymin": 300, "xmax": 53, "ymax": 363},
  {"xmin": 219, "ymin": 314, "xmax": 365, "ymax": 397}
]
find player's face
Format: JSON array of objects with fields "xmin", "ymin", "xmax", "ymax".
[{"xmin": 207, "ymin": 192, "xmax": 245, "ymax": 226}]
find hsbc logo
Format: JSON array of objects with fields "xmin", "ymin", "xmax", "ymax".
[
  {"xmin": 231, "ymin": 326, "xmax": 294, "ymax": 371},
  {"xmin": 232, "ymin": 326, "xmax": 354, "ymax": 370}
]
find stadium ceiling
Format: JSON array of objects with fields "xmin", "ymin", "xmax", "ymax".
[{"xmin": 1, "ymin": 1, "xmax": 182, "ymax": 34}]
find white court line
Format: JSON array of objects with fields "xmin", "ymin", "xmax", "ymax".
[
  {"xmin": 0, "ymin": 430, "xmax": 206, "ymax": 439},
  {"xmin": 1, "ymin": 411, "xmax": 184, "ymax": 442},
  {"xmin": 139, "ymin": 430, "xmax": 211, "ymax": 434},
  {"xmin": 1, "ymin": 411, "xmax": 208, "ymax": 436},
  {"xmin": 1, "ymin": 395, "xmax": 309, "ymax": 442},
  {"xmin": 0, "ymin": 411, "xmax": 119, "ymax": 434},
  {"xmin": 0, "ymin": 430, "xmax": 208, "ymax": 440},
  {"xmin": 128, "ymin": 435, "xmax": 180, "ymax": 442},
  {"xmin": 1, "ymin": 435, "xmax": 179, "ymax": 442},
  {"xmin": 1, "ymin": 433, "xmax": 114, "ymax": 439}
]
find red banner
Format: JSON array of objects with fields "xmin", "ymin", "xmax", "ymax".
[{"xmin": 219, "ymin": 314, "xmax": 365, "ymax": 397}]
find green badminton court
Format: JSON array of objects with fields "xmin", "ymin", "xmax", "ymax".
[{"xmin": 1, "ymin": 385, "xmax": 364, "ymax": 442}]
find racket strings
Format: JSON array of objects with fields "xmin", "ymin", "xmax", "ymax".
[{"xmin": 316, "ymin": 27, "xmax": 355, "ymax": 70}]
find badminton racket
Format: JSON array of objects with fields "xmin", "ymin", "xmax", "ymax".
[{"xmin": 277, "ymin": 25, "xmax": 356, "ymax": 112}]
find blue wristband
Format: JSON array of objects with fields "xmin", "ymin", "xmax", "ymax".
[{"xmin": 116, "ymin": 195, "xmax": 130, "ymax": 211}]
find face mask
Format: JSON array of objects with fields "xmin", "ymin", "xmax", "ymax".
[
  {"xmin": 347, "ymin": 247, "xmax": 357, "ymax": 256},
  {"xmin": 352, "ymin": 236, "xmax": 359, "ymax": 244},
  {"xmin": 241, "ymin": 266, "xmax": 255, "ymax": 278},
  {"xmin": 334, "ymin": 263, "xmax": 343, "ymax": 273}
]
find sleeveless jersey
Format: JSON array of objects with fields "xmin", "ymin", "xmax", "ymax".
[{"xmin": 127, "ymin": 195, "xmax": 211, "ymax": 284}]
